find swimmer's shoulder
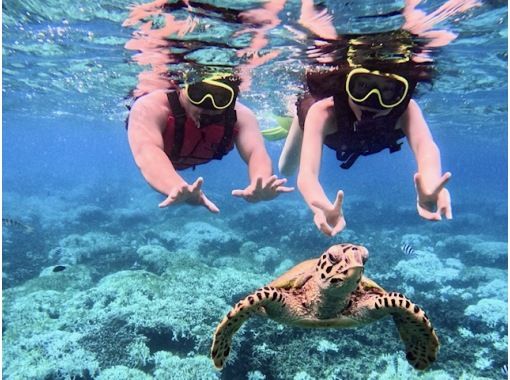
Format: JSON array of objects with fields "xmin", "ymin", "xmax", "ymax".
[
  {"xmin": 133, "ymin": 89, "xmax": 172, "ymax": 109},
  {"xmin": 129, "ymin": 90, "xmax": 172, "ymax": 131}
]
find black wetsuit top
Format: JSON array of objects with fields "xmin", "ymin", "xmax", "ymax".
[{"xmin": 325, "ymin": 91, "xmax": 411, "ymax": 169}]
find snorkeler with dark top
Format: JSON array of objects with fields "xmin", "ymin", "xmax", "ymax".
[
  {"xmin": 127, "ymin": 72, "xmax": 293, "ymax": 213},
  {"xmin": 278, "ymin": 53, "xmax": 452, "ymax": 237}
]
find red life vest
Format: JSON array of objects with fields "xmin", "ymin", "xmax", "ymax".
[{"xmin": 162, "ymin": 92, "xmax": 238, "ymax": 171}]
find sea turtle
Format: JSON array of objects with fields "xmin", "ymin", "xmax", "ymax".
[{"xmin": 211, "ymin": 243, "xmax": 439, "ymax": 370}]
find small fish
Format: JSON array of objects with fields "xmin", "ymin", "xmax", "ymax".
[
  {"xmin": 52, "ymin": 265, "xmax": 67, "ymax": 273},
  {"xmin": 400, "ymin": 243, "xmax": 416, "ymax": 256},
  {"xmin": 2, "ymin": 218, "xmax": 33, "ymax": 233},
  {"xmin": 502, "ymin": 364, "xmax": 508, "ymax": 377}
]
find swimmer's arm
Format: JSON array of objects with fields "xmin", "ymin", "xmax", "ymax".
[
  {"xmin": 297, "ymin": 99, "xmax": 332, "ymax": 209},
  {"xmin": 235, "ymin": 103, "xmax": 273, "ymax": 180},
  {"xmin": 127, "ymin": 91, "xmax": 187, "ymax": 195},
  {"xmin": 401, "ymin": 100, "xmax": 444, "ymax": 185},
  {"xmin": 402, "ymin": 100, "xmax": 452, "ymax": 219},
  {"xmin": 278, "ymin": 117, "xmax": 304, "ymax": 176}
]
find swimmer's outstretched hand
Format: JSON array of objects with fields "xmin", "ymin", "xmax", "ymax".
[
  {"xmin": 311, "ymin": 190, "xmax": 346, "ymax": 237},
  {"xmin": 232, "ymin": 175, "xmax": 294, "ymax": 203},
  {"xmin": 159, "ymin": 177, "xmax": 220, "ymax": 213},
  {"xmin": 414, "ymin": 172, "xmax": 452, "ymax": 221}
]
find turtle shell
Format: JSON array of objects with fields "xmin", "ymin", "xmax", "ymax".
[{"xmin": 268, "ymin": 258, "xmax": 317, "ymax": 290}]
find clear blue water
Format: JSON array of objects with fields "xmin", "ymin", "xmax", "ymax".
[{"xmin": 2, "ymin": 1, "xmax": 508, "ymax": 379}]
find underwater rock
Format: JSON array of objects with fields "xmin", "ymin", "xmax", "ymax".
[
  {"xmin": 136, "ymin": 244, "xmax": 174, "ymax": 272},
  {"xmin": 476, "ymin": 278, "xmax": 508, "ymax": 302},
  {"xmin": 468, "ymin": 241, "xmax": 507, "ymax": 266},
  {"xmin": 394, "ymin": 253, "xmax": 460, "ymax": 285},
  {"xmin": 3, "ymin": 261, "xmax": 271, "ymax": 379},
  {"xmin": 2, "ymin": 218, "xmax": 33, "ymax": 233},
  {"xmin": 400, "ymin": 233, "xmax": 432, "ymax": 248},
  {"xmin": 96, "ymin": 366, "xmax": 152, "ymax": 380},
  {"xmin": 464, "ymin": 298, "xmax": 508, "ymax": 329},
  {"xmin": 176, "ymin": 221, "xmax": 243, "ymax": 257},
  {"xmin": 112, "ymin": 207, "xmax": 152, "ymax": 226},
  {"xmin": 240, "ymin": 241, "xmax": 258, "ymax": 256},
  {"xmin": 254, "ymin": 246, "xmax": 281, "ymax": 269},
  {"xmin": 73, "ymin": 205, "xmax": 109, "ymax": 224},
  {"xmin": 49, "ymin": 232, "xmax": 122, "ymax": 265},
  {"xmin": 3, "ymin": 330, "xmax": 99, "ymax": 380},
  {"xmin": 153, "ymin": 352, "xmax": 219, "ymax": 380},
  {"xmin": 30, "ymin": 264, "xmax": 93, "ymax": 292},
  {"xmin": 436, "ymin": 235, "xmax": 507, "ymax": 266},
  {"xmin": 273, "ymin": 258, "xmax": 295, "ymax": 277}
]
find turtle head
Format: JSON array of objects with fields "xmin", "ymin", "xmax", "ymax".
[{"xmin": 315, "ymin": 244, "xmax": 368, "ymax": 292}]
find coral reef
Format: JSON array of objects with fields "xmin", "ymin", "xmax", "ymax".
[
  {"xmin": 465, "ymin": 298, "xmax": 508, "ymax": 329},
  {"xmin": 49, "ymin": 232, "xmax": 122, "ymax": 265},
  {"xmin": 2, "ymin": 190, "xmax": 507, "ymax": 379}
]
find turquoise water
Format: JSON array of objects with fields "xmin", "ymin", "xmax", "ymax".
[{"xmin": 2, "ymin": 1, "xmax": 508, "ymax": 379}]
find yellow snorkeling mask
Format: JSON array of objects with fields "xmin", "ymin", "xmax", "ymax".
[
  {"xmin": 184, "ymin": 73, "xmax": 239, "ymax": 110},
  {"xmin": 346, "ymin": 68, "xmax": 409, "ymax": 109}
]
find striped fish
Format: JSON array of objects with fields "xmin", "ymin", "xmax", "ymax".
[
  {"xmin": 400, "ymin": 243, "xmax": 416, "ymax": 257},
  {"xmin": 2, "ymin": 218, "xmax": 33, "ymax": 233}
]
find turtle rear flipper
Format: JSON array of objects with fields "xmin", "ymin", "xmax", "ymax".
[
  {"xmin": 374, "ymin": 293, "xmax": 440, "ymax": 370},
  {"xmin": 211, "ymin": 286, "xmax": 287, "ymax": 369}
]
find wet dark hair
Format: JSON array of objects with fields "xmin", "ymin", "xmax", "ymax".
[
  {"xmin": 305, "ymin": 61, "xmax": 434, "ymax": 99},
  {"xmin": 183, "ymin": 65, "xmax": 240, "ymax": 87},
  {"xmin": 304, "ymin": 30, "xmax": 436, "ymax": 99},
  {"xmin": 187, "ymin": 73, "xmax": 241, "ymax": 92},
  {"xmin": 185, "ymin": 72, "xmax": 241, "ymax": 110}
]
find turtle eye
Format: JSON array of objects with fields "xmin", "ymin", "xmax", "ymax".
[{"xmin": 328, "ymin": 253, "xmax": 339, "ymax": 264}]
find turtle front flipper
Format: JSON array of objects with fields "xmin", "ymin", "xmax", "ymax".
[
  {"xmin": 373, "ymin": 292, "xmax": 440, "ymax": 370},
  {"xmin": 211, "ymin": 286, "xmax": 287, "ymax": 369}
]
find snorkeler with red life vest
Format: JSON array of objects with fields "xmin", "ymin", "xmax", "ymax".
[
  {"xmin": 275, "ymin": 60, "xmax": 452, "ymax": 237},
  {"xmin": 127, "ymin": 72, "xmax": 294, "ymax": 213}
]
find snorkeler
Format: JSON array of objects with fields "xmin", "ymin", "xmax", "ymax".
[
  {"xmin": 277, "ymin": 60, "xmax": 452, "ymax": 236},
  {"xmin": 127, "ymin": 72, "xmax": 293, "ymax": 213}
]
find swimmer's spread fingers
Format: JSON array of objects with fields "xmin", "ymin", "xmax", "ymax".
[
  {"xmin": 435, "ymin": 172, "xmax": 452, "ymax": 194},
  {"xmin": 416, "ymin": 203, "xmax": 442, "ymax": 221},
  {"xmin": 332, "ymin": 191, "xmax": 344, "ymax": 212},
  {"xmin": 441, "ymin": 205, "xmax": 453, "ymax": 220},
  {"xmin": 313, "ymin": 213, "xmax": 333, "ymax": 236},
  {"xmin": 414, "ymin": 172, "xmax": 451, "ymax": 198},
  {"xmin": 231, "ymin": 177, "xmax": 262, "ymax": 198},
  {"xmin": 254, "ymin": 177, "xmax": 264, "ymax": 191},
  {"xmin": 159, "ymin": 189, "xmax": 181, "ymax": 208},
  {"xmin": 276, "ymin": 186, "xmax": 295, "ymax": 193},
  {"xmin": 270, "ymin": 177, "xmax": 286, "ymax": 190},
  {"xmin": 264, "ymin": 175, "xmax": 278, "ymax": 188},
  {"xmin": 200, "ymin": 194, "xmax": 220, "ymax": 213},
  {"xmin": 271, "ymin": 178, "xmax": 295, "ymax": 193},
  {"xmin": 189, "ymin": 177, "xmax": 204, "ymax": 192},
  {"xmin": 438, "ymin": 188, "xmax": 452, "ymax": 220},
  {"xmin": 331, "ymin": 218, "xmax": 346, "ymax": 236},
  {"xmin": 311, "ymin": 191, "xmax": 344, "ymax": 212},
  {"xmin": 231, "ymin": 175, "xmax": 293, "ymax": 201},
  {"xmin": 231, "ymin": 189, "xmax": 246, "ymax": 197}
]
